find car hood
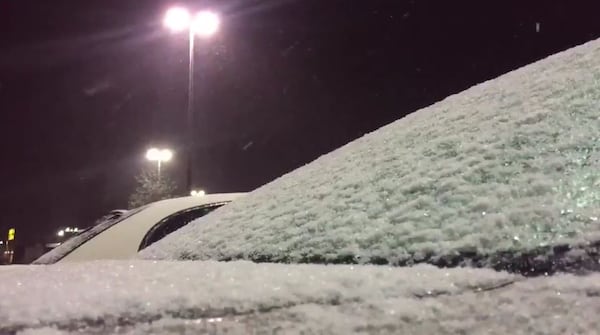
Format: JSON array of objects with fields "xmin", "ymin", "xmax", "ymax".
[{"xmin": 2, "ymin": 261, "xmax": 599, "ymax": 334}]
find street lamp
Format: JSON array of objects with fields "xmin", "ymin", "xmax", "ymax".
[
  {"xmin": 163, "ymin": 7, "xmax": 191, "ymax": 33},
  {"xmin": 190, "ymin": 189, "xmax": 205, "ymax": 197},
  {"xmin": 164, "ymin": 7, "xmax": 220, "ymax": 193},
  {"xmin": 191, "ymin": 11, "xmax": 220, "ymax": 37},
  {"xmin": 146, "ymin": 148, "xmax": 173, "ymax": 177},
  {"xmin": 164, "ymin": 8, "xmax": 220, "ymax": 36}
]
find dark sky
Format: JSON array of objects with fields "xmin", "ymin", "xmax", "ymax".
[{"xmin": 1, "ymin": 0, "xmax": 599, "ymax": 245}]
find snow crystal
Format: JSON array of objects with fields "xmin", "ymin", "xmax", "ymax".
[
  {"xmin": 140, "ymin": 37, "xmax": 600, "ymax": 265},
  {"xmin": 2, "ymin": 260, "xmax": 600, "ymax": 334}
]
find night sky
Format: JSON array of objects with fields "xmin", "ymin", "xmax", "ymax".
[{"xmin": 1, "ymin": 0, "xmax": 599, "ymax": 245}]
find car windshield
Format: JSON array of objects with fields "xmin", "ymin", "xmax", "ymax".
[
  {"xmin": 139, "ymin": 37, "xmax": 600, "ymax": 277},
  {"xmin": 33, "ymin": 207, "xmax": 147, "ymax": 265}
]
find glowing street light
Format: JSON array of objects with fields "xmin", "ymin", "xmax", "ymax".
[
  {"xmin": 146, "ymin": 148, "xmax": 173, "ymax": 162},
  {"xmin": 163, "ymin": 7, "xmax": 220, "ymax": 193},
  {"xmin": 146, "ymin": 148, "xmax": 173, "ymax": 177},
  {"xmin": 192, "ymin": 11, "xmax": 220, "ymax": 37},
  {"xmin": 164, "ymin": 8, "xmax": 220, "ymax": 37},
  {"xmin": 57, "ymin": 230, "xmax": 65, "ymax": 237},
  {"xmin": 163, "ymin": 7, "xmax": 191, "ymax": 33},
  {"xmin": 190, "ymin": 189, "xmax": 205, "ymax": 197}
]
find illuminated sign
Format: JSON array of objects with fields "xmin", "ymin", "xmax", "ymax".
[{"xmin": 7, "ymin": 228, "xmax": 15, "ymax": 241}]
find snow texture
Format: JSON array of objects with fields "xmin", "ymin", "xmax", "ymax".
[
  {"xmin": 2, "ymin": 260, "xmax": 600, "ymax": 334},
  {"xmin": 140, "ymin": 38, "xmax": 600, "ymax": 265}
]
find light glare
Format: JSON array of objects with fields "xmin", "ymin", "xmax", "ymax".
[
  {"xmin": 57, "ymin": 230, "xmax": 65, "ymax": 237},
  {"xmin": 192, "ymin": 11, "xmax": 220, "ymax": 37},
  {"xmin": 191, "ymin": 190, "xmax": 206, "ymax": 197},
  {"xmin": 146, "ymin": 148, "xmax": 173, "ymax": 162},
  {"xmin": 161, "ymin": 149, "xmax": 173, "ymax": 162},
  {"xmin": 146, "ymin": 148, "xmax": 161, "ymax": 161},
  {"xmin": 164, "ymin": 7, "xmax": 191, "ymax": 32}
]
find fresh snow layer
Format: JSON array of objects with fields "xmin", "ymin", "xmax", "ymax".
[
  {"xmin": 2, "ymin": 261, "xmax": 600, "ymax": 334},
  {"xmin": 140, "ymin": 38, "xmax": 600, "ymax": 264}
]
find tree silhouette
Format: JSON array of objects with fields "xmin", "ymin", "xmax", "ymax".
[{"xmin": 128, "ymin": 169, "xmax": 177, "ymax": 209}]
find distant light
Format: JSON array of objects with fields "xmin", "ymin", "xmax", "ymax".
[
  {"xmin": 63, "ymin": 227, "xmax": 80, "ymax": 233},
  {"xmin": 164, "ymin": 7, "xmax": 191, "ymax": 32},
  {"xmin": 7, "ymin": 228, "xmax": 15, "ymax": 241},
  {"xmin": 192, "ymin": 11, "xmax": 220, "ymax": 37},
  {"xmin": 57, "ymin": 230, "xmax": 65, "ymax": 237},
  {"xmin": 146, "ymin": 148, "xmax": 173, "ymax": 162},
  {"xmin": 161, "ymin": 149, "xmax": 173, "ymax": 162},
  {"xmin": 0, "ymin": 241, "xmax": 3, "ymax": 245},
  {"xmin": 146, "ymin": 148, "xmax": 160, "ymax": 161},
  {"xmin": 190, "ymin": 190, "xmax": 206, "ymax": 197}
]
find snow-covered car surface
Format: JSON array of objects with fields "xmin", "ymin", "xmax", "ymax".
[
  {"xmin": 33, "ymin": 194, "xmax": 244, "ymax": 264},
  {"xmin": 139, "ymin": 38, "xmax": 600, "ymax": 271},
  {"xmin": 5, "ymin": 39, "xmax": 600, "ymax": 334},
  {"xmin": 2, "ymin": 260, "xmax": 600, "ymax": 334}
]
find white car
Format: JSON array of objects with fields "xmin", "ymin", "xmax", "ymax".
[{"xmin": 33, "ymin": 193, "xmax": 244, "ymax": 264}]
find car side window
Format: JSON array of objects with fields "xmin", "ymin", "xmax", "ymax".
[{"xmin": 138, "ymin": 203, "xmax": 226, "ymax": 251}]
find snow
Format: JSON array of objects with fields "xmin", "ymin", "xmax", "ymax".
[
  {"xmin": 140, "ymin": 38, "xmax": 600, "ymax": 265},
  {"xmin": 1, "ymin": 260, "xmax": 600, "ymax": 334}
]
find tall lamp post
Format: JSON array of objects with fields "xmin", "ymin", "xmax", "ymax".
[
  {"xmin": 163, "ymin": 7, "xmax": 220, "ymax": 193},
  {"xmin": 146, "ymin": 148, "xmax": 173, "ymax": 178}
]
